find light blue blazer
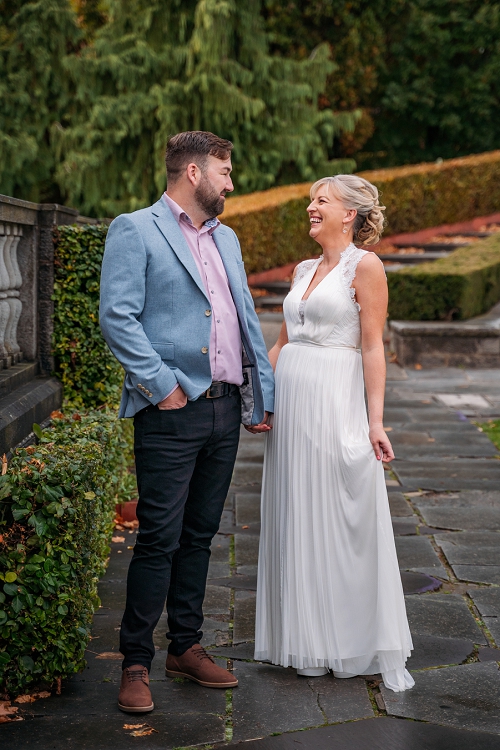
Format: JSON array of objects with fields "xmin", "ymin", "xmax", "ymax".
[{"xmin": 99, "ymin": 197, "xmax": 275, "ymax": 422}]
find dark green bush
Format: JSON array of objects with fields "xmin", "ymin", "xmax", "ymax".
[
  {"xmin": 388, "ymin": 233, "xmax": 500, "ymax": 321},
  {"xmin": 53, "ymin": 224, "xmax": 119, "ymax": 409},
  {"xmin": 0, "ymin": 411, "xmax": 134, "ymax": 696}
]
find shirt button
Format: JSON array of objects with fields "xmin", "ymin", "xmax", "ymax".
[
  {"xmin": 201, "ymin": 347, "xmax": 208, "ymax": 354},
  {"xmin": 217, "ymin": 319, "xmax": 220, "ymax": 323},
  {"xmin": 211, "ymin": 290, "xmax": 214, "ymax": 294},
  {"xmin": 204, "ymin": 262, "xmax": 208, "ymax": 265},
  {"xmin": 205, "ymin": 310, "xmax": 212, "ymax": 316},
  {"xmin": 218, "ymin": 350, "xmax": 221, "ymax": 354}
]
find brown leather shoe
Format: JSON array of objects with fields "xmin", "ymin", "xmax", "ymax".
[
  {"xmin": 118, "ymin": 665, "xmax": 154, "ymax": 712},
  {"xmin": 166, "ymin": 644, "xmax": 238, "ymax": 688}
]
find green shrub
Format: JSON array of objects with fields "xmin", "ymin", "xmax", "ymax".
[
  {"xmin": 388, "ymin": 233, "xmax": 500, "ymax": 321},
  {"xmin": 223, "ymin": 150, "xmax": 500, "ymax": 275},
  {"xmin": 53, "ymin": 224, "xmax": 120, "ymax": 409},
  {"xmin": 0, "ymin": 411, "xmax": 134, "ymax": 696}
]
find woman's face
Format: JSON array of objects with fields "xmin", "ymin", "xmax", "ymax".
[{"xmin": 307, "ymin": 185, "xmax": 355, "ymax": 246}]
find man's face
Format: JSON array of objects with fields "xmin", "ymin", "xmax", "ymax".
[{"xmin": 194, "ymin": 155, "xmax": 234, "ymax": 217}]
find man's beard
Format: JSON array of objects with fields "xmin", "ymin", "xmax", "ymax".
[{"xmin": 194, "ymin": 173, "xmax": 225, "ymax": 218}]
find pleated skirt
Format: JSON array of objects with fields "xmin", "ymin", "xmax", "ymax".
[{"xmin": 254, "ymin": 342, "xmax": 414, "ymax": 691}]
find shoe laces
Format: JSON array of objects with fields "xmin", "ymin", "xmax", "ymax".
[
  {"xmin": 125, "ymin": 667, "xmax": 147, "ymax": 683},
  {"xmin": 193, "ymin": 646, "xmax": 215, "ymax": 664}
]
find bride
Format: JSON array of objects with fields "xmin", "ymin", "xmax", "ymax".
[{"xmin": 254, "ymin": 174, "xmax": 414, "ymax": 692}]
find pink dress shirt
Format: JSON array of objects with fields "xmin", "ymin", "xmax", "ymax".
[{"xmin": 162, "ymin": 193, "xmax": 243, "ymax": 398}]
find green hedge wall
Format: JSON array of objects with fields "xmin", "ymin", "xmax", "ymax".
[
  {"xmin": 388, "ymin": 233, "xmax": 500, "ymax": 321},
  {"xmin": 223, "ymin": 150, "xmax": 500, "ymax": 275},
  {"xmin": 53, "ymin": 224, "xmax": 120, "ymax": 409},
  {"xmin": 0, "ymin": 412, "xmax": 134, "ymax": 695}
]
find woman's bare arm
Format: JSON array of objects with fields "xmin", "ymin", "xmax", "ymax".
[
  {"xmin": 268, "ymin": 320, "xmax": 289, "ymax": 371},
  {"xmin": 355, "ymin": 254, "xmax": 394, "ymax": 463}
]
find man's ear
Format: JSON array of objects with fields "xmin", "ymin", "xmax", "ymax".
[{"xmin": 186, "ymin": 162, "xmax": 200, "ymax": 187}]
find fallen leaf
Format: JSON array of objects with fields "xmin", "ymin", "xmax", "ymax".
[
  {"xmin": 56, "ymin": 677, "xmax": 62, "ymax": 695},
  {"xmin": 123, "ymin": 723, "xmax": 145, "ymax": 730},
  {"xmin": 117, "ymin": 550, "xmax": 123, "ymax": 553},
  {"xmin": 131, "ymin": 727, "xmax": 158, "ymax": 737},
  {"xmin": 1, "ymin": 454, "xmax": 7, "ymax": 475},
  {"xmin": 96, "ymin": 652, "xmax": 123, "ymax": 660},
  {"xmin": 427, "ymin": 438, "xmax": 436, "ymax": 442},
  {"xmin": 0, "ymin": 701, "xmax": 21, "ymax": 722},
  {"xmin": 384, "ymin": 426, "xmax": 393, "ymax": 432},
  {"xmin": 122, "ymin": 519, "xmax": 139, "ymax": 530},
  {"xmin": 127, "ymin": 546, "xmax": 134, "ymax": 550},
  {"xmin": 112, "ymin": 536, "xmax": 125, "ymax": 543},
  {"xmin": 50, "ymin": 410, "xmax": 65, "ymax": 420},
  {"xmin": 14, "ymin": 691, "xmax": 50, "ymax": 704},
  {"xmin": 414, "ymin": 363, "xmax": 422, "ymax": 370},
  {"xmin": 242, "ymin": 525, "xmax": 249, "ymax": 529}
]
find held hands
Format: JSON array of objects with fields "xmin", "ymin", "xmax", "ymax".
[
  {"xmin": 244, "ymin": 412, "xmax": 273, "ymax": 434},
  {"xmin": 157, "ymin": 385, "xmax": 188, "ymax": 410},
  {"xmin": 369, "ymin": 423, "xmax": 395, "ymax": 463}
]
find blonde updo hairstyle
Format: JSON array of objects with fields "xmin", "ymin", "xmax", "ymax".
[{"xmin": 310, "ymin": 174, "xmax": 386, "ymax": 246}]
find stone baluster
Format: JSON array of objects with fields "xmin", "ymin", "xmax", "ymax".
[
  {"xmin": 0, "ymin": 228, "xmax": 11, "ymax": 367},
  {"xmin": 5, "ymin": 225, "xmax": 22, "ymax": 361},
  {"xmin": 0, "ymin": 223, "xmax": 23, "ymax": 368}
]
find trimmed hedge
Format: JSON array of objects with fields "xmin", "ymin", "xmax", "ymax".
[
  {"xmin": 388, "ymin": 233, "xmax": 500, "ymax": 321},
  {"xmin": 53, "ymin": 224, "xmax": 121, "ymax": 409},
  {"xmin": 223, "ymin": 150, "xmax": 500, "ymax": 275},
  {"xmin": 0, "ymin": 411, "xmax": 134, "ymax": 695}
]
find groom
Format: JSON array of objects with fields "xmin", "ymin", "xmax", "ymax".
[{"xmin": 100, "ymin": 131, "xmax": 274, "ymax": 713}]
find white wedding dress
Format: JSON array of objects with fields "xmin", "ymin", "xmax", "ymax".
[{"xmin": 254, "ymin": 244, "xmax": 414, "ymax": 692}]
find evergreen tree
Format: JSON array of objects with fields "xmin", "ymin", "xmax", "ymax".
[
  {"xmin": 263, "ymin": 0, "xmax": 500, "ymax": 169},
  {"xmin": 367, "ymin": 0, "xmax": 500, "ymax": 166},
  {"xmin": 0, "ymin": 0, "xmax": 81, "ymax": 202},
  {"xmin": 56, "ymin": 0, "xmax": 357, "ymax": 217}
]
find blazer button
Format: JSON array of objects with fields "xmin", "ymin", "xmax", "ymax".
[
  {"xmin": 205, "ymin": 309, "xmax": 212, "ymax": 316},
  {"xmin": 201, "ymin": 347, "xmax": 208, "ymax": 354}
]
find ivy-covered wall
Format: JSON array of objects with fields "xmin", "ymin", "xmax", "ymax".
[{"xmin": 52, "ymin": 225, "xmax": 122, "ymax": 409}]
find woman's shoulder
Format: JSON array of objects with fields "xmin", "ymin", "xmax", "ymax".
[
  {"xmin": 292, "ymin": 257, "xmax": 320, "ymax": 287},
  {"xmin": 353, "ymin": 247, "xmax": 387, "ymax": 282}
]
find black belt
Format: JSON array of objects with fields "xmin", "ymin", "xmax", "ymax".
[{"xmin": 204, "ymin": 381, "xmax": 238, "ymax": 399}]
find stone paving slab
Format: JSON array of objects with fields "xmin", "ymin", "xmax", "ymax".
[
  {"xmin": 437, "ymin": 541, "xmax": 500, "ymax": 566},
  {"xmin": 235, "ymin": 492, "xmax": 261, "ymax": 524},
  {"xmin": 233, "ymin": 590, "xmax": 257, "ymax": 643},
  {"xmin": 388, "ymin": 492, "xmax": 414, "ymax": 516},
  {"xmin": 407, "ymin": 635, "xmax": 474, "ymax": 669},
  {"xmin": 469, "ymin": 589, "xmax": 500, "ymax": 617},
  {"xmin": 404, "ymin": 594, "xmax": 487, "ymax": 644},
  {"xmin": 451, "ymin": 566, "xmax": 500, "ymax": 585},
  {"xmin": 381, "ymin": 662, "xmax": 500, "ymax": 735},
  {"xmin": 235, "ymin": 533, "xmax": 260, "ymax": 566},
  {"xmin": 231, "ymin": 663, "xmax": 373, "ymax": 742},
  {"xmin": 483, "ymin": 618, "xmax": 500, "ymax": 647},
  {"xmin": 226, "ymin": 716, "xmax": 500, "ymax": 750},
  {"xmin": 394, "ymin": 536, "xmax": 448, "ymax": 578}
]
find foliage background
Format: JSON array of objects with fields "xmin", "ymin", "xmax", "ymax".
[{"xmin": 2, "ymin": 1, "xmax": 499, "ymax": 214}]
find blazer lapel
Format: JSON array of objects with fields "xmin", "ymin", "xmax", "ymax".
[
  {"xmin": 212, "ymin": 227, "xmax": 245, "ymax": 314},
  {"xmin": 151, "ymin": 198, "xmax": 209, "ymax": 301}
]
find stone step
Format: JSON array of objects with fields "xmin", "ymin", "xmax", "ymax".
[
  {"xmin": 380, "ymin": 251, "xmax": 452, "ymax": 264},
  {"xmin": 0, "ymin": 375, "xmax": 62, "ymax": 455},
  {"xmin": 0, "ymin": 361, "xmax": 38, "ymax": 398}
]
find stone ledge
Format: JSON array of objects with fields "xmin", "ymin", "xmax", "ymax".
[
  {"xmin": 0, "ymin": 376, "xmax": 62, "ymax": 455},
  {"xmin": 390, "ymin": 302, "xmax": 500, "ymax": 367}
]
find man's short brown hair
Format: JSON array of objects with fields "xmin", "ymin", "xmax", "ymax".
[{"xmin": 165, "ymin": 131, "xmax": 233, "ymax": 184}]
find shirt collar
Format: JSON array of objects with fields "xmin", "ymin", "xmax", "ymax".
[{"xmin": 163, "ymin": 192, "xmax": 220, "ymax": 233}]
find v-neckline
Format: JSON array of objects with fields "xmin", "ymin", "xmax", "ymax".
[{"xmin": 300, "ymin": 256, "xmax": 340, "ymax": 303}]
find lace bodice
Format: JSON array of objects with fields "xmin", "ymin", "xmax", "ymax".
[{"xmin": 286, "ymin": 244, "xmax": 370, "ymax": 349}]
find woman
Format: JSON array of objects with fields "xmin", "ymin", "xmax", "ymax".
[{"xmin": 254, "ymin": 175, "xmax": 414, "ymax": 692}]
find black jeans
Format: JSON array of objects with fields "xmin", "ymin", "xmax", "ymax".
[{"xmin": 120, "ymin": 390, "xmax": 241, "ymax": 670}]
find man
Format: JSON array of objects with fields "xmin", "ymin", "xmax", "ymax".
[{"xmin": 100, "ymin": 131, "xmax": 274, "ymax": 713}]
